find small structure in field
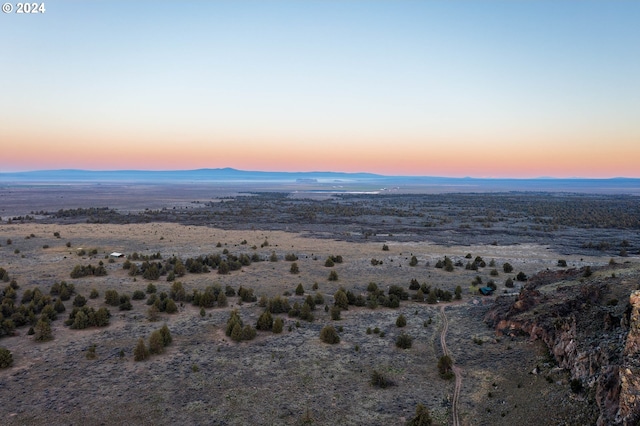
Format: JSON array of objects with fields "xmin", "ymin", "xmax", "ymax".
[
  {"xmin": 110, "ymin": 252, "xmax": 125, "ymax": 258},
  {"xmin": 479, "ymin": 287, "xmax": 494, "ymax": 296}
]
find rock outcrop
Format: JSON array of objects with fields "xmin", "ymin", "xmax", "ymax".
[
  {"xmin": 485, "ymin": 266, "xmax": 640, "ymax": 425},
  {"xmin": 618, "ymin": 290, "xmax": 640, "ymax": 425}
]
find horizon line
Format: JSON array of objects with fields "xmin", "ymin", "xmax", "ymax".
[{"xmin": 0, "ymin": 167, "xmax": 638, "ymax": 181}]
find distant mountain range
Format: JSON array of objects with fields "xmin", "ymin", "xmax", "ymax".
[
  {"xmin": 0, "ymin": 168, "xmax": 384, "ymax": 182},
  {"xmin": 1, "ymin": 168, "xmax": 639, "ymax": 194}
]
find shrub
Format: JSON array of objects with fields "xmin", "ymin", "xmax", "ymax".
[
  {"xmin": 516, "ymin": 271, "xmax": 528, "ymax": 281},
  {"xmin": 170, "ymin": 281, "xmax": 186, "ymax": 301},
  {"xmin": 272, "ymin": 317, "xmax": 284, "ymax": 333},
  {"xmin": 86, "ymin": 344, "xmax": 97, "ymax": 360},
  {"xmin": 320, "ymin": 325, "xmax": 340, "ymax": 344},
  {"xmin": 505, "ymin": 278, "xmax": 514, "ymax": 288},
  {"xmin": 409, "ymin": 279, "xmax": 420, "ymax": 290},
  {"xmin": 382, "ymin": 244, "xmax": 389, "ymax": 251},
  {"xmin": 304, "ymin": 295, "xmax": 316, "ymax": 310},
  {"xmin": 557, "ymin": 259, "xmax": 568, "ymax": 267},
  {"xmin": 314, "ymin": 292, "xmax": 325, "ymax": 305},
  {"xmin": 104, "ymin": 290, "xmax": 119, "ymax": 306},
  {"xmin": 34, "ymin": 318, "xmax": 53, "ymax": 341},
  {"xmin": 388, "ymin": 285, "xmax": 409, "ymax": 300},
  {"xmin": 241, "ymin": 325, "xmax": 257, "ymax": 341},
  {"xmin": 324, "ymin": 257, "xmax": 334, "ymax": 267},
  {"xmin": 134, "ymin": 338, "xmax": 149, "ymax": 361},
  {"xmin": 217, "ymin": 292, "xmax": 228, "ymax": 307},
  {"xmin": 256, "ymin": 310, "xmax": 274, "ymax": 331},
  {"xmin": 285, "ymin": 253, "xmax": 298, "ymax": 261},
  {"xmin": 237, "ymin": 286, "xmax": 257, "ymax": 303},
  {"xmin": 454, "ymin": 285, "xmax": 462, "ymax": 300},
  {"xmin": 73, "ymin": 294, "xmax": 87, "ymax": 308},
  {"xmin": 406, "ymin": 403, "xmax": 433, "ymax": 426},
  {"xmin": 226, "ymin": 310, "xmax": 243, "ymax": 337},
  {"xmin": 165, "ymin": 299, "xmax": 178, "ymax": 314},
  {"xmin": 503, "ymin": 262, "xmax": 514, "ymax": 273},
  {"xmin": 0, "ymin": 347, "xmax": 13, "ymax": 368},
  {"xmin": 146, "ymin": 283, "xmax": 157, "ymax": 294},
  {"xmin": 89, "ymin": 288, "xmax": 99, "ymax": 299},
  {"xmin": 290, "ymin": 262, "xmax": 300, "ymax": 274},
  {"xmin": 132, "ymin": 290, "xmax": 146, "ymax": 300},
  {"xmin": 409, "ymin": 256, "xmax": 418, "ymax": 267},
  {"xmin": 295, "ymin": 283, "xmax": 304, "ymax": 295},
  {"xmin": 395, "ymin": 333, "xmax": 413, "ymax": 349},
  {"xmin": 396, "ymin": 314, "xmax": 407, "ymax": 327},
  {"xmin": 288, "ymin": 302, "xmax": 301, "ymax": 318},
  {"xmin": 66, "ymin": 306, "xmax": 111, "ymax": 329},
  {"xmin": 148, "ymin": 330, "xmax": 165, "ymax": 354},
  {"xmin": 94, "ymin": 307, "xmax": 111, "ymax": 327},
  {"xmin": 54, "ymin": 298, "xmax": 66, "ymax": 313},
  {"xmin": 147, "ymin": 305, "xmax": 160, "ymax": 322},
  {"xmin": 371, "ymin": 370, "xmax": 394, "ymax": 388},
  {"xmin": 267, "ymin": 296, "xmax": 291, "ymax": 314},
  {"xmin": 438, "ymin": 355, "xmax": 453, "ymax": 379},
  {"xmin": 300, "ymin": 303, "xmax": 314, "ymax": 322},
  {"xmin": 334, "ymin": 290, "xmax": 348, "ymax": 310},
  {"xmin": 119, "ymin": 294, "xmax": 132, "ymax": 311}
]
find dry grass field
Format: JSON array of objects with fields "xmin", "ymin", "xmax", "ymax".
[{"xmin": 0, "ymin": 221, "xmax": 614, "ymax": 425}]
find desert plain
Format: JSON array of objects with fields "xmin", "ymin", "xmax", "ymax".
[{"xmin": 0, "ymin": 184, "xmax": 638, "ymax": 425}]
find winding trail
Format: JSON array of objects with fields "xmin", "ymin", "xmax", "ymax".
[{"xmin": 440, "ymin": 305, "xmax": 462, "ymax": 426}]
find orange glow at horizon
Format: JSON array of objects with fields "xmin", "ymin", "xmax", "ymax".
[{"xmin": 2, "ymin": 126, "xmax": 638, "ymax": 179}]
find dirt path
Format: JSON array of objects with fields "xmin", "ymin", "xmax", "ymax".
[{"xmin": 440, "ymin": 305, "xmax": 462, "ymax": 426}]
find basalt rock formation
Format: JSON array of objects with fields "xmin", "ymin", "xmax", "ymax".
[{"xmin": 485, "ymin": 264, "xmax": 640, "ymax": 425}]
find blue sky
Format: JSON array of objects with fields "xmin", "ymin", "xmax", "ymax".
[{"xmin": 1, "ymin": 1, "xmax": 639, "ymax": 177}]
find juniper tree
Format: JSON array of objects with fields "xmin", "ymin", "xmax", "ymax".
[
  {"xmin": 334, "ymin": 290, "xmax": 348, "ymax": 310},
  {"xmin": 134, "ymin": 338, "xmax": 149, "ymax": 361},
  {"xmin": 148, "ymin": 330, "xmax": 164, "ymax": 354},
  {"xmin": 272, "ymin": 317, "xmax": 284, "ymax": 333},
  {"xmin": 34, "ymin": 318, "xmax": 53, "ymax": 341},
  {"xmin": 256, "ymin": 310, "xmax": 274, "ymax": 331},
  {"xmin": 406, "ymin": 403, "xmax": 432, "ymax": 426},
  {"xmin": 396, "ymin": 314, "xmax": 407, "ymax": 327},
  {"xmin": 320, "ymin": 325, "xmax": 340, "ymax": 344},
  {"xmin": 0, "ymin": 347, "xmax": 13, "ymax": 368}
]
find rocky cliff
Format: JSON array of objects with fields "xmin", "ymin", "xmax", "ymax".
[{"xmin": 485, "ymin": 265, "xmax": 640, "ymax": 425}]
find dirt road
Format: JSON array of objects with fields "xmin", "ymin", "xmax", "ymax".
[{"xmin": 440, "ymin": 305, "xmax": 462, "ymax": 426}]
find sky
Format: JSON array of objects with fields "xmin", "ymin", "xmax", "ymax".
[{"xmin": 1, "ymin": 1, "xmax": 639, "ymax": 178}]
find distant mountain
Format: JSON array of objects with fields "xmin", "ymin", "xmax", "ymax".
[
  {"xmin": 0, "ymin": 168, "xmax": 384, "ymax": 182},
  {"xmin": 1, "ymin": 169, "xmax": 639, "ymax": 194}
]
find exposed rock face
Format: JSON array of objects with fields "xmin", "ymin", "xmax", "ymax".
[
  {"xmin": 619, "ymin": 290, "xmax": 640, "ymax": 425},
  {"xmin": 485, "ymin": 267, "xmax": 640, "ymax": 425}
]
